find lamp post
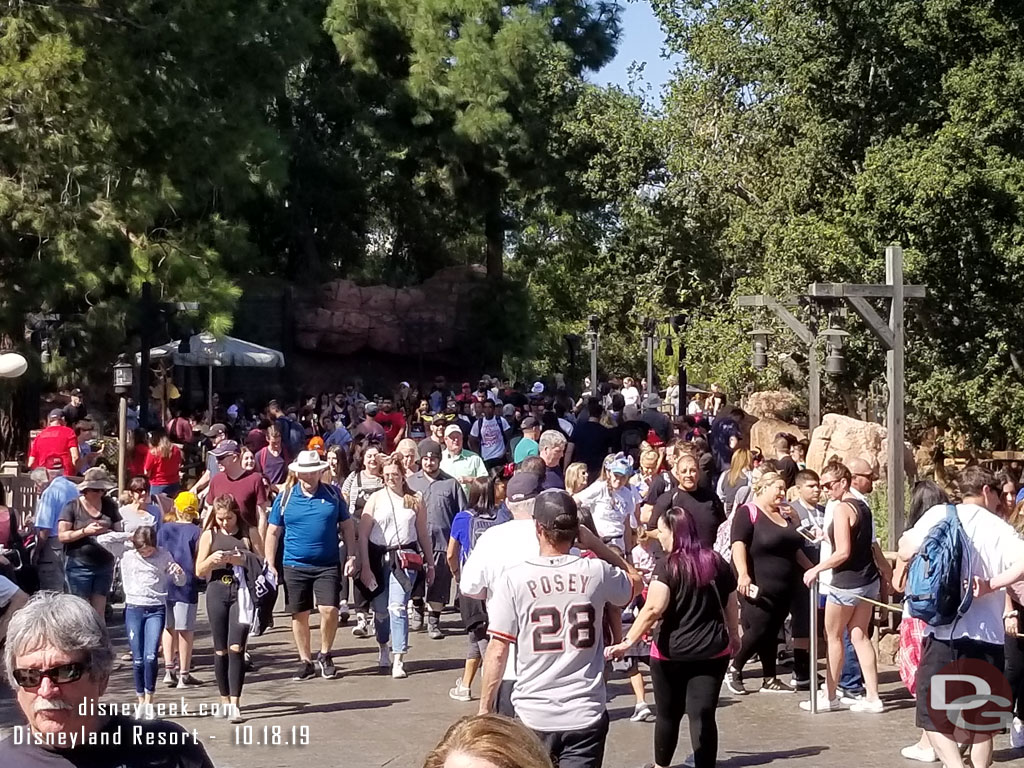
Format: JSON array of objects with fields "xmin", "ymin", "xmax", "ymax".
[
  {"xmin": 748, "ymin": 329, "xmax": 771, "ymax": 371},
  {"xmin": 564, "ymin": 334, "xmax": 582, "ymax": 396},
  {"xmin": 643, "ymin": 317, "xmax": 657, "ymax": 402},
  {"xmin": 668, "ymin": 315, "xmax": 688, "ymax": 418},
  {"xmin": 820, "ymin": 328, "xmax": 849, "ymax": 377},
  {"xmin": 113, "ymin": 354, "xmax": 134, "ymax": 495},
  {"xmin": 586, "ymin": 315, "xmax": 599, "ymax": 398}
]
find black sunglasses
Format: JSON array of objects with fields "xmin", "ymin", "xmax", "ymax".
[{"xmin": 13, "ymin": 662, "xmax": 86, "ymax": 689}]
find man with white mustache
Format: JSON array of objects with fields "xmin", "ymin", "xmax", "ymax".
[{"xmin": 1, "ymin": 592, "xmax": 214, "ymax": 768}]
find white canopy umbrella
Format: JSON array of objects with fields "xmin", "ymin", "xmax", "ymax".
[{"xmin": 138, "ymin": 332, "xmax": 285, "ymax": 419}]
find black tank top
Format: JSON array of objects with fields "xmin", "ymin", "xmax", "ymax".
[
  {"xmin": 210, "ymin": 529, "xmax": 245, "ymax": 580},
  {"xmin": 829, "ymin": 499, "xmax": 879, "ymax": 590}
]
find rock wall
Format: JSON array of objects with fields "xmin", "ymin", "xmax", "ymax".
[
  {"xmin": 745, "ymin": 390, "xmax": 803, "ymax": 422},
  {"xmin": 293, "ymin": 265, "xmax": 487, "ymax": 356}
]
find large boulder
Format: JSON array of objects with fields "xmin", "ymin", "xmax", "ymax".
[
  {"xmin": 807, "ymin": 413, "xmax": 916, "ymax": 480},
  {"xmin": 749, "ymin": 418, "xmax": 805, "ymax": 456},
  {"xmin": 745, "ymin": 390, "xmax": 803, "ymax": 422}
]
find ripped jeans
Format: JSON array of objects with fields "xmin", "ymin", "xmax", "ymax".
[
  {"xmin": 371, "ymin": 567, "xmax": 417, "ymax": 653},
  {"xmin": 125, "ymin": 604, "xmax": 166, "ymax": 695}
]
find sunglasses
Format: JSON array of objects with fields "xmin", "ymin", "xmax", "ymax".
[
  {"xmin": 821, "ymin": 480, "xmax": 840, "ymax": 490},
  {"xmin": 13, "ymin": 662, "xmax": 86, "ymax": 689}
]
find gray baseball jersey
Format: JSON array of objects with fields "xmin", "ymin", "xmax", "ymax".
[{"xmin": 487, "ymin": 554, "xmax": 633, "ymax": 731}]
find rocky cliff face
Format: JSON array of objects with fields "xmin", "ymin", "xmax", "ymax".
[{"xmin": 293, "ymin": 265, "xmax": 486, "ymax": 355}]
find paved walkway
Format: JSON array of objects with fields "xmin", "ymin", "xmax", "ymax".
[{"xmin": 2, "ymin": 605, "xmax": 1021, "ymax": 767}]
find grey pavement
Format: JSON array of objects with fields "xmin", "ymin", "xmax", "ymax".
[{"xmin": 2, "ymin": 604, "xmax": 1021, "ymax": 768}]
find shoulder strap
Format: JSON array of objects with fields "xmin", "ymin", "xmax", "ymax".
[{"xmin": 747, "ymin": 502, "xmax": 758, "ymax": 524}]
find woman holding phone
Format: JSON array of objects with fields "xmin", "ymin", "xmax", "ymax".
[
  {"xmin": 57, "ymin": 468, "xmax": 123, "ymax": 623},
  {"xmin": 196, "ymin": 494, "xmax": 264, "ymax": 723},
  {"xmin": 727, "ymin": 471, "xmax": 813, "ymax": 695}
]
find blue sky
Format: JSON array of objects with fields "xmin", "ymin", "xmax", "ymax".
[{"xmin": 590, "ymin": 1, "xmax": 680, "ymax": 95}]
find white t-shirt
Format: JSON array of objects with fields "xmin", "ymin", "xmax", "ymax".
[
  {"xmin": 367, "ymin": 490, "xmax": 418, "ymax": 548},
  {"xmin": 470, "ymin": 416, "xmax": 511, "ymax": 462},
  {"xmin": 622, "ymin": 386, "xmax": 640, "ymax": 407},
  {"xmin": 574, "ymin": 480, "xmax": 639, "ymax": 545},
  {"xmin": 687, "ymin": 400, "xmax": 703, "ymax": 416},
  {"xmin": 819, "ymin": 488, "xmax": 877, "ymax": 594},
  {"xmin": 903, "ymin": 503, "xmax": 1024, "ymax": 644}
]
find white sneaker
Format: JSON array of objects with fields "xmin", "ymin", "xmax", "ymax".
[
  {"xmin": 849, "ymin": 697, "xmax": 884, "ymax": 713},
  {"xmin": 1011, "ymin": 716, "xmax": 1024, "ymax": 750},
  {"xmin": 377, "ymin": 643, "xmax": 391, "ymax": 670},
  {"xmin": 448, "ymin": 678, "xmax": 471, "ymax": 702},
  {"xmin": 228, "ymin": 704, "xmax": 243, "ymax": 724},
  {"xmin": 392, "ymin": 657, "xmax": 407, "ymax": 679},
  {"xmin": 352, "ymin": 613, "xmax": 370, "ymax": 638},
  {"xmin": 629, "ymin": 703, "xmax": 655, "ymax": 722},
  {"xmin": 839, "ymin": 692, "xmax": 865, "ymax": 706},
  {"xmin": 900, "ymin": 744, "xmax": 938, "ymax": 763},
  {"xmin": 799, "ymin": 694, "xmax": 841, "ymax": 712},
  {"xmin": 162, "ymin": 670, "xmax": 175, "ymax": 685}
]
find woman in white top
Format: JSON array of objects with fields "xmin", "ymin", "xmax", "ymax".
[
  {"xmin": 358, "ymin": 454, "xmax": 434, "ymax": 680},
  {"xmin": 120, "ymin": 476, "xmax": 163, "ymax": 535},
  {"xmin": 573, "ymin": 453, "xmax": 640, "ymax": 553},
  {"xmin": 121, "ymin": 526, "xmax": 185, "ymax": 716},
  {"xmin": 621, "ymin": 377, "xmax": 640, "ymax": 408}
]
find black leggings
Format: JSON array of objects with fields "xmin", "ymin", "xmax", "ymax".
[
  {"xmin": 1007, "ymin": 600, "xmax": 1024, "ymax": 718},
  {"xmin": 206, "ymin": 580, "xmax": 251, "ymax": 697},
  {"xmin": 733, "ymin": 593, "xmax": 790, "ymax": 679},
  {"xmin": 651, "ymin": 656, "xmax": 729, "ymax": 768}
]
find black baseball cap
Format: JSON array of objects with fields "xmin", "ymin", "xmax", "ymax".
[
  {"xmin": 505, "ymin": 472, "xmax": 541, "ymax": 503},
  {"xmin": 418, "ymin": 440, "xmax": 442, "ymax": 460},
  {"xmin": 533, "ymin": 490, "xmax": 579, "ymax": 532}
]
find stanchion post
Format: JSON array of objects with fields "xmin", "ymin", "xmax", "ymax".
[{"xmin": 809, "ymin": 578, "xmax": 819, "ymax": 713}]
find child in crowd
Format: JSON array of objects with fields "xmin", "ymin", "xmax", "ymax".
[{"xmin": 158, "ymin": 491, "xmax": 202, "ymax": 688}]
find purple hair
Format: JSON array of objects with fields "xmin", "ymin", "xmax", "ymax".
[{"xmin": 663, "ymin": 506, "xmax": 718, "ymax": 588}]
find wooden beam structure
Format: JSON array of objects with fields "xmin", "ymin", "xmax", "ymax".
[
  {"xmin": 807, "ymin": 245, "xmax": 925, "ymax": 546},
  {"xmin": 736, "ymin": 294, "xmax": 821, "ymax": 430}
]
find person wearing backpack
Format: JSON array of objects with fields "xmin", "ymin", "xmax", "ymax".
[
  {"xmin": 898, "ymin": 465, "xmax": 1024, "ymax": 768},
  {"xmin": 800, "ymin": 460, "xmax": 884, "ymax": 713},
  {"xmin": 445, "ymin": 475, "xmax": 511, "ymax": 702}
]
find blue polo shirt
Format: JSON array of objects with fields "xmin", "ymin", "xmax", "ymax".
[
  {"xmin": 34, "ymin": 476, "xmax": 80, "ymax": 535},
  {"xmin": 268, "ymin": 482, "xmax": 349, "ymax": 568}
]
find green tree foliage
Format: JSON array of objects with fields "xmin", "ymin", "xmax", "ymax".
[
  {"xmin": 325, "ymin": 0, "xmax": 623, "ymax": 280},
  {"xmin": 0, "ymin": 2, "xmax": 318, "ymax": 451},
  {"xmin": 644, "ymin": 0, "xmax": 1024, "ymax": 446}
]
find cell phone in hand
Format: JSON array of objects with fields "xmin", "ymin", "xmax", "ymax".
[
  {"xmin": 796, "ymin": 523, "xmax": 818, "ymax": 543},
  {"xmin": 748, "ymin": 583, "xmax": 760, "ymax": 599}
]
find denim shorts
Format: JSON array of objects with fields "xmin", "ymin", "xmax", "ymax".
[
  {"xmin": 65, "ymin": 558, "xmax": 114, "ymax": 599},
  {"xmin": 827, "ymin": 579, "xmax": 880, "ymax": 607}
]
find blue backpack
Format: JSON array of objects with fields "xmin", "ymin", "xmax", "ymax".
[{"xmin": 905, "ymin": 504, "xmax": 973, "ymax": 626}]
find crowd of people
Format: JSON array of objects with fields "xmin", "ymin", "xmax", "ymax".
[{"xmin": 1, "ymin": 373, "xmax": 1023, "ymax": 768}]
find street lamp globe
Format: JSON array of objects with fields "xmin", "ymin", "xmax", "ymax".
[
  {"xmin": 113, "ymin": 354, "xmax": 134, "ymax": 395},
  {"xmin": 0, "ymin": 352, "xmax": 28, "ymax": 378}
]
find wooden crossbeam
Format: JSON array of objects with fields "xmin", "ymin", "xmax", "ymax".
[{"xmin": 808, "ymin": 283, "xmax": 926, "ymax": 299}]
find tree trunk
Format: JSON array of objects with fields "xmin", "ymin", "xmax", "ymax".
[
  {"xmin": 0, "ymin": 372, "xmax": 35, "ymax": 466},
  {"xmin": 484, "ymin": 204, "xmax": 504, "ymax": 281}
]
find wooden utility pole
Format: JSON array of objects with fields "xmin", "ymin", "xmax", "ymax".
[
  {"xmin": 808, "ymin": 245, "xmax": 925, "ymax": 546},
  {"xmin": 736, "ymin": 295, "xmax": 822, "ymax": 431}
]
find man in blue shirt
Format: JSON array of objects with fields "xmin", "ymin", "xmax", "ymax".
[
  {"xmin": 29, "ymin": 466, "xmax": 80, "ymax": 592},
  {"xmin": 264, "ymin": 450, "xmax": 357, "ymax": 682}
]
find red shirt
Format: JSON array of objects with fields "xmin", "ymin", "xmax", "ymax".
[
  {"xmin": 144, "ymin": 446, "xmax": 183, "ymax": 486},
  {"xmin": 29, "ymin": 425, "xmax": 77, "ymax": 475},
  {"xmin": 129, "ymin": 444, "xmax": 150, "ymax": 478},
  {"xmin": 374, "ymin": 411, "xmax": 406, "ymax": 452}
]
